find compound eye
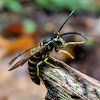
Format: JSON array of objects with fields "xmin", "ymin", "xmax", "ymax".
[
  {"xmin": 55, "ymin": 40, "xmax": 62, "ymax": 46},
  {"xmin": 56, "ymin": 40, "xmax": 61, "ymax": 44}
]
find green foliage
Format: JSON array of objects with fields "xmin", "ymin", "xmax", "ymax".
[
  {"xmin": 23, "ymin": 19, "xmax": 37, "ymax": 34},
  {"xmin": 36, "ymin": 0, "xmax": 94, "ymax": 11},
  {"xmin": 3, "ymin": 0, "xmax": 23, "ymax": 12}
]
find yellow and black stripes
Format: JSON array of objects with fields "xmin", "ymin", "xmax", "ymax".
[{"xmin": 28, "ymin": 55, "xmax": 41, "ymax": 85}]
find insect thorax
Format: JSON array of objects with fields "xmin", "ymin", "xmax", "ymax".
[
  {"xmin": 40, "ymin": 37, "xmax": 52, "ymax": 46},
  {"xmin": 40, "ymin": 35, "xmax": 65, "ymax": 51}
]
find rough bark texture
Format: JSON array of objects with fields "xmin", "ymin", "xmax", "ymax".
[{"xmin": 39, "ymin": 57, "xmax": 100, "ymax": 100}]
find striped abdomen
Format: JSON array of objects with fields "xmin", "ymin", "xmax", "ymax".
[{"xmin": 28, "ymin": 55, "xmax": 41, "ymax": 85}]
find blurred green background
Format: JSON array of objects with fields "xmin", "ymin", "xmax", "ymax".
[{"xmin": 0, "ymin": 0, "xmax": 100, "ymax": 100}]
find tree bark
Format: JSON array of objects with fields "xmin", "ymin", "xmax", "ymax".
[{"xmin": 39, "ymin": 57, "xmax": 100, "ymax": 100}]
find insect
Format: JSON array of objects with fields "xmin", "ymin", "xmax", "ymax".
[{"xmin": 9, "ymin": 9, "xmax": 87, "ymax": 85}]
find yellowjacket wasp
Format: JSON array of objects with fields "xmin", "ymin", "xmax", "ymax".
[{"xmin": 9, "ymin": 10, "xmax": 87, "ymax": 85}]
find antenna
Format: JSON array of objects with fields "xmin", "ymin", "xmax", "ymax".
[
  {"xmin": 60, "ymin": 32, "xmax": 87, "ymax": 40},
  {"xmin": 58, "ymin": 9, "xmax": 77, "ymax": 33}
]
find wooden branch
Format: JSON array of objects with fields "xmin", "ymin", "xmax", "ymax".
[{"xmin": 39, "ymin": 57, "xmax": 100, "ymax": 100}]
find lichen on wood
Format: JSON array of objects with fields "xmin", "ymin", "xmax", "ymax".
[{"xmin": 39, "ymin": 57, "xmax": 100, "ymax": 100}]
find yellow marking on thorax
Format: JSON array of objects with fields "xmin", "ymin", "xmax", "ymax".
[
  {"xmin": 29, "ymin": 59, "xmax": 38, "ymax": 64},
  {"xmin": 34, "ymin": 55, "xmax": 40, "ymax": 58},
  {"xmin": 47, "ymin": 41, "xmax": 52, "ymax": 44},
  {"xmin": 57, "ymin": 32, "xmax": 60, "ymax": 36},
  {"xmin": 40, "ymin": 42, "xmax": 43, "ymax": 46}
]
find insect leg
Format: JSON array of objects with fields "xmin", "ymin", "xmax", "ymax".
[
  {"xmin": 37, "ymin": 61, "xmax": 43, "ymax": 77},
  {"xmin": 58, "ymin": 50, "xmax": 74, "ymax": 59},
  {"xmin": 64, "ymin": 41, "xmax": 85, "ymax": 47},
  {"xmin": 44, "ymin": 58, "xmax": 60, "ymax": 68},
  {"xmin": 55, "ymin": 47, "xmax": 59, "ymax": 52},
  {"xmin": 36, "ymin": 61, "xmax": 44, "ymax": 84}
]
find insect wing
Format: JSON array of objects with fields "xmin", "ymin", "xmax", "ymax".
[
  {"xmin": 9, "ymin": 44, "xmax": 39, "ymax": 65},
  {"xmin": 9, "ymin": 46, "xmax": 46, "ymax": 71},
  {"xmin": 9, "ymin": 53, "xmax": 32, "ymax": 71}
]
